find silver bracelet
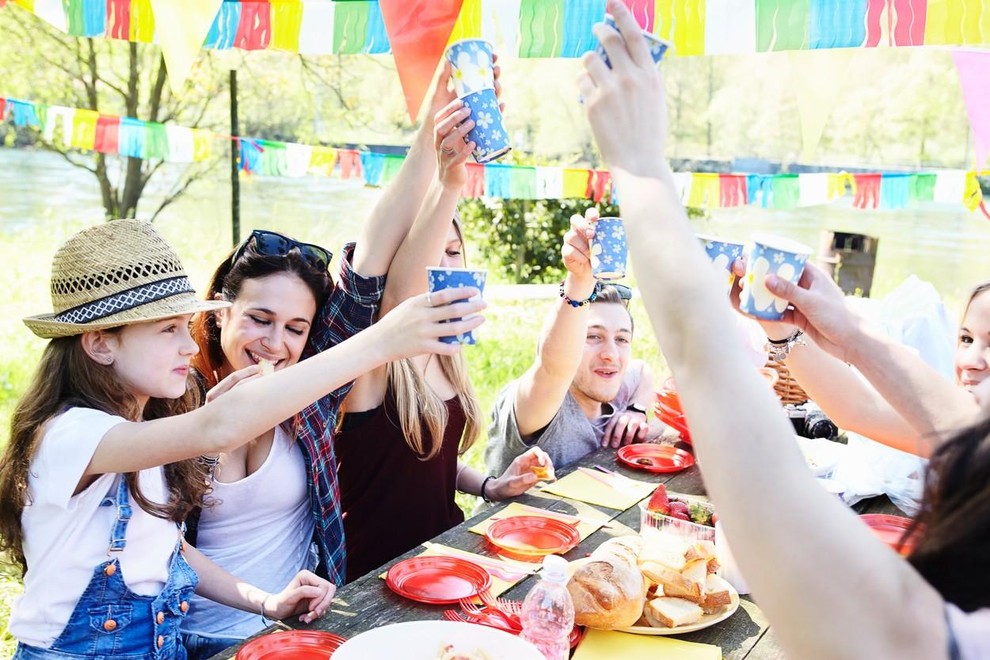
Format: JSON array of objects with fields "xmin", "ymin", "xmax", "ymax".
[{"xmin": 766, "ymin": 329, "xmax": 806, "ymax": 363}]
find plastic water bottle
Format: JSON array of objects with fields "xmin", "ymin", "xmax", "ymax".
[{"xmin": 520, "ymin": 555, "xmax": 575, "ymax": 660}]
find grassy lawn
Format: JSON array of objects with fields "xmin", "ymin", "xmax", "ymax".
[{"xmin": 0, "ymin": 285, "xmax": 667, "ymax": 655}]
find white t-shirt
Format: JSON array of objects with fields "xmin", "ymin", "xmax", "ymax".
[
  {"xmin": 183, "ymin": 425, "xmax": 313, "ymax": 639},
  {"xmin": 8, "ymin": 408, "xmax": 179, "ymax": 648}
]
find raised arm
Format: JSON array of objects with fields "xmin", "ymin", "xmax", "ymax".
[
  {"xmin": 377, "ymin": 98, "xmax": 476, "ymax": 315},
  {"xmin": 513, "ymin": 210, "xmax": 600, "ymax": 436},
  {"xmin": 85, "ymin": 290, "xmax": 485, "ymax": 477},
  {"xmin": 578, "ymin": 3, "xmax": 946, "ymax": 658},
  {"xmin": 765, "ymin": 263, "xmax": 981, "ymax": 452},
  {"xmin": 349, "ymin": 63, "xmax": 455, "ymax": 276}
]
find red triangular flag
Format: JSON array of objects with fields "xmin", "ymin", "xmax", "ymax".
[{"xmin": 379, "ymin": 0, "xmax": 463, "ymax": 123}]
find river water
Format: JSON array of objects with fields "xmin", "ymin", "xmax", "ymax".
[{"xmin": 2, "ymin": 148, "xmax": 990, "ymax": 325}]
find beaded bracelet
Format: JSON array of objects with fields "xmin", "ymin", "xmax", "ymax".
[{"xmin": 560, "ymin": 280, "xmax": 602, "ymax": 308}]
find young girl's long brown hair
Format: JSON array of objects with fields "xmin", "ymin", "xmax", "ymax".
[{"xmin": 0, "ymin": 335, "xmax": 210, "ymax": 574}]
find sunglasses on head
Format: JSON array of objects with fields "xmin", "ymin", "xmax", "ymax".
[
  {"xmin": 231, "ymin": 229, "xmax": 333, "ymax": 272},
  {"xmin": 607, "ymin": 283, "xmax": 633, "ymax": 303}
]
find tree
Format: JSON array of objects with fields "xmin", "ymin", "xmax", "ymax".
[{"xmin": 0, "ymin": 8, "xmax": 224, "ymax": 220}]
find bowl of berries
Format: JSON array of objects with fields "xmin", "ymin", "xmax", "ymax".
[{"xmin": 639, "ymin": 484, "xmax": 716, "ymax": 543}]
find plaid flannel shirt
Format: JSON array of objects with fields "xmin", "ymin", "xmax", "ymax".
[{"xmin": 294, "ymin": 242, "xmax": 385, "ymax": 586}]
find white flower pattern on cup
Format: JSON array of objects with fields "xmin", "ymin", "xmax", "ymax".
[{"xmin": 476, "ymin": 111, "xmax": 493, "ymax": 130}]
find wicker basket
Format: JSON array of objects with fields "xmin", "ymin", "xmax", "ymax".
[{"xmin": 764, "ymin": 359, "xmax": 809, "ymax": 406}]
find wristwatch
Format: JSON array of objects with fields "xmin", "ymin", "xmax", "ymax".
[{"xmin": 626, "ymin": 403, "xmax": 648, "ymax": 415}]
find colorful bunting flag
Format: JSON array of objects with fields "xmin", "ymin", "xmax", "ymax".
[
  {"xmin": 7, "ymin": 0, "xmax": 990, "ymax": 59},
  {"xmin": 379, "ymin": 0, "xmax": 463, "ymax": 122},
  {"xmin": 1, "ymin": 95, "xmax": 984, "ymax": 213},
  {"xmin": 952, "ymin": 50, "xmax": 990, "ymax": 168}
]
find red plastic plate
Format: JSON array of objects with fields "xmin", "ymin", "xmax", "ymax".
[
  {"xmin": 236, "ymin": 630, "xmax": 347, "ymax": 660},
  {"xmin": 655, "ymin": 407, "xmax": 692, "ymax": 443},
  {"xmin": 385, "ymin": 556, "xmax": 492, "ymax": 604},
  {"xmin": 485, "ymin": 516, "xmax": 581, "ymax": 558},
  {"xmin": 617, "ymin": 444, "xmax": 695, "ymax": 474},
  {"xmin": 655, "ymin": 389, "xmax": 683, "ymax": 415},
  {"xmin": 860, "ymin": 514, "xmax": 917, "ymax": 555}
]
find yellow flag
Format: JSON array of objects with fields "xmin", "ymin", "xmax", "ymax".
[
  {"xmin": 788, "ymin": 50, "xmax": 855, "ymax": 161},
  {"xmin": 149, "ymin": 0, "xmax": 224, "ymax": 95}
]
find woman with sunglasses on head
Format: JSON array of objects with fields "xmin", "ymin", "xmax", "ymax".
[
  {"xmin": 580, "ymin": 2, "xmax": 989, "ymax": 657},
  {"xmin": 334, "ymin": 91, "xmax": 554, "ymax": 583},
  {"xmin": 179, "ymin": 64, "xmax": 493, "ymax": 657},
  {"xmin": 0, "ymin": 220, "xmax": 481, "ymax": 660}
]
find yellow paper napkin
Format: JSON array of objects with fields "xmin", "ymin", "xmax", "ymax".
[
  {"xmin": 538, "ymin": 469, "xmax": 655, "ymax": 510},
  {"xmin": 468, "ymin": 502, "xmax": 611, "ymax": 540},
  {"xmin": 380, "ymin": 543, "xmax": 535, "ymax": 596},
  {"xmin": 572, "ymin": 628, "xmax": 721, "ymax": 659}
]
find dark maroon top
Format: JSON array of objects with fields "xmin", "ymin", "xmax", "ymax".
[{"xmin": 337, "ymin": 394, "xmax": 466, "ymax": 582}]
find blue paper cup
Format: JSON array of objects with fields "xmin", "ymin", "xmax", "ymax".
[
  {"xmin": 738, "ymin": 234, "xmax": 812, "ymax": 320},
  {"xmin": 460, "ymin": 88, "xmax": 511, "ymax": 164},
  {"xmin": 445, "ymin": 38, "xmax": 496, "ymax": 98},
  {"xmin": 595, "ymin": 14, "xmax": 670, "ymax": 69},
  {"xmin": 426, "ymin": 267, "xmax": 487, "ymax": 344},
  {"xmin": 591, "ymin": 217, "xmax": 627, "ymax": 281},
  {"xmin": 697, "ymin": 234, "xmax": 746, "ymax": 295}
]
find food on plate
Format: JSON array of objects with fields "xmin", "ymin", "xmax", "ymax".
[
  {"xmin": 644, "ymin": 596, "xmax": 703, "ymax": 628},
  {"xmin": 530, "ymin": 463, "xmax": 552, "ymax": 480},
  {"xmin": 438, "ymin": 643, "xmax": 491, "ymax": 660},
  {"xmin": 646, "ymin": 484, "xmax": 715, "ymax": 527},
  {"xmin": 565, "ymin": 532, "xmax": 734, "ymax": 632},
  {"xmin": 566, "ymin": 536, "xmax": 647, "ymax": 629},
  {"xmin": 257, "ymin": 358, "xmax": 275, "ymax": 376}
]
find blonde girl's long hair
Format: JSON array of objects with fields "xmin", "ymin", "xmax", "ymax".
[
  {"xmin": 0, "ymin": 336, "xmax": 210, "ymax": 574},
  {"xmin": 386, "ymin": 354, "xmax": 482, "ymax": 461},
  {"xmin": 385, "ymin": 216, "xmax": 482, "ymax": 461}
]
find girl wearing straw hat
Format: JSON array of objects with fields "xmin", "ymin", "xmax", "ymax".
[{"xmin": 0, "ymin": 219, "xmax": 483, "ymax": 660}]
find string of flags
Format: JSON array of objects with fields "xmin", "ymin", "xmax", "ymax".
[
  {"xmin": 2, "ymin": 95, "xmax": 985, "ymax": 214},
  {"xmin": 5, "ymin": 0, "xmax": 990, "ymax": 57}
]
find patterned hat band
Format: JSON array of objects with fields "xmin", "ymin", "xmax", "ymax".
[{"xmin": 53, "ymin": 276, "xmax": 195, "ymax": 324}]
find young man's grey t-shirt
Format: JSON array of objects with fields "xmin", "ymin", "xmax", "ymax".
[{"xmin": 485, "ymin": 378, "xmax": 634, "ymax": 476}]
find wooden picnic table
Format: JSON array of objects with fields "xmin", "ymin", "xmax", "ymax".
[{"xmin": 214, "ymin": 444, "xmax": 904, "ymax": 659}]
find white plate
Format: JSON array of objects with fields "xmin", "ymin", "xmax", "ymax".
[
  {"xmin": 332, "ymin": 621, "xmax": 544, "ymax": 660},
  {"xmin": 615, "ymin": 587, "xmax": 740, "ymax": 635}
]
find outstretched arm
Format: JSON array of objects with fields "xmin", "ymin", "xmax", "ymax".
[
  {"xmin": 762, "ymin": 263, "xmax": 980, "ymax": 452},
  {"xmin": 513, "ymin": 210, "xmax": 600, "ymax": 437},
  {"xmin": 579, "ymin": 3, "xmax": 946, "ymax": 658},
  {"xmin": 85, "ymin": 289, "xmax": 486, "ymax": 479}
]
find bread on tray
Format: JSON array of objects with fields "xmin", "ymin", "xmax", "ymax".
[{"xmin": 567, "ymin": 536, "xmax": 647, "ymax": 629}]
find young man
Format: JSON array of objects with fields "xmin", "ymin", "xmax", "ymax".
[{"xmin": 485, "ymin": 209, "xmax": 664, "ymax": 476}]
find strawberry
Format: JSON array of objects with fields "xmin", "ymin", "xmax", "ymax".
[
  {"xmin": 711, "ymin": 512, "xmax": 718, "ymax": 525},
  {"xmin": 668, "ymin": 501, "xmax": 691, "ymax": 519},
  {"xmin": 646, "ymin": 484, "xmax": 671, "ymax": 514}
]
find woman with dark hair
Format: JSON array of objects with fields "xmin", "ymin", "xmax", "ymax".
[
  {"xmin": 179, "ymin": 64, "xmax": 493, "ymax": 658},
  {"xmin": 336, "ymin": 95, "xmax": 552, "ymax": 583},
  {"xmin": 580, "ymin": 2, "xmax": 989, "ymax": 656}
]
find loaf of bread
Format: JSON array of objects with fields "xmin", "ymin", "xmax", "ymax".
[{"xmin": 566, "ymin": 535, "xmax": 646, "ymax": 629}]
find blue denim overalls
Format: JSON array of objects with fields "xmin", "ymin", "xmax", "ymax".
[{"xmin": 14, "ymin": 477, "xmax": 199, "ymax": 659}]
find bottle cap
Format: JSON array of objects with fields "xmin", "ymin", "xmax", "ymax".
[{"xmin": 542, "ymin": 554, "xmax": 568, "ymax": 582}]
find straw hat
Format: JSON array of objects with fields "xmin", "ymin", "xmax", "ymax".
[{"xmin": 24, "ymin": 220, "xmax": 229, "ymax": 339}]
